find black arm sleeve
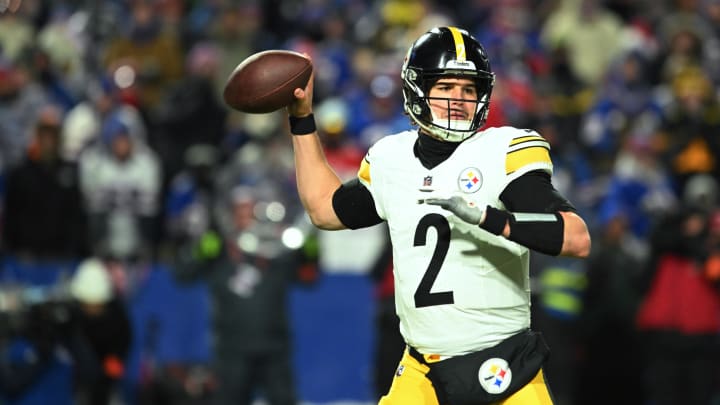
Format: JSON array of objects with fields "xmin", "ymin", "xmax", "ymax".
[
  {"xmin": 332, "ymin": 178, "xmax": 384, "ymax": 229},
  {"xmin": 493, "ymin": 170, "xmax": 577, "ymax": 256},
  {"xmin": 500, "ymin": 170, "xmax": 576, "ymax": 213}
]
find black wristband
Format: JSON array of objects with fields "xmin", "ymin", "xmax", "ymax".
[
  {"xmin": 289, "ymin": 114, "xmax": 317, "ymax": 135},
  {"xmin": 480, "ymin": 206, "xmax": 511, "ymax": 235}
]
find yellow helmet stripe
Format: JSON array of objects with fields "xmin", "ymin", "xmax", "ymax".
[{"xmin": 447, "ymin": 26, "xmax": 466, "ymax": 62}]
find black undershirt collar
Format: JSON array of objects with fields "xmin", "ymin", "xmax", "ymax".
[{"xmin": 413, "ymin": 131, "xmax": 461, "ymax": 169}]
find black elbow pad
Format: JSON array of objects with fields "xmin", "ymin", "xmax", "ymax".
[{"xmin": 332, "ymin": 179, "xmax": 383, "ymax": 229}]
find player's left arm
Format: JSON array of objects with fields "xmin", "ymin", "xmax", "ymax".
[
  {"xmin": 498, "ymin": 131, "xmax": 590, "ymax": 258},
  {"xmin": 426, "ymin": 127, "xmax": 591, "ymax": 257}
]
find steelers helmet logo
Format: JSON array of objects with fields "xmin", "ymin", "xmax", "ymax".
[
  {"xmin": 478, "ymin": 357, "xmax": 512, "ymax": 394},
  {"xmin": 458, "ymin": 167, "xmax": 483, "ymax": 193}
]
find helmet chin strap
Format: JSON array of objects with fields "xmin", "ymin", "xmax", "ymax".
[
  {"xmin": 410, "ymin": 96, "xmax": 485, "ymax": 142},
  {"xmin": 417, "ymin": 119, "xmax": 473, "ymax": 142},
  {"xmin": 431, "ymin": 117, "xmax": 473, "ymax": 131}
]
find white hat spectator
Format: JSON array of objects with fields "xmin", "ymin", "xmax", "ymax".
[{"xmin": 70, "ymin": 258, "xmax": 113, "ymax": 304}]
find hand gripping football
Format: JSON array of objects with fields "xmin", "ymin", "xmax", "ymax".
[{"xmin": 223, "ymin": 50, "xmax": 313, "ymax": 114}]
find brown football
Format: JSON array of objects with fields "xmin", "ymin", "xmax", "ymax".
[{"xmin": 223, "ymin": 50, "xmax": 313, "ymax": 114}]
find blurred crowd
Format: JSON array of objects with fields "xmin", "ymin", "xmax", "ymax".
[{"xmin": 0, "ymin": 0, "xmax": 720, "ymax": 404}]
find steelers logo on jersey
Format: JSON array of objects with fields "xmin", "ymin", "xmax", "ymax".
[
  {"xmin": 458, "ymin": 167, "xmax": 483, "ymax": 193},
  {"xmin": 478, "ymin": 357, "xmax": 512, "ymax": 394}
]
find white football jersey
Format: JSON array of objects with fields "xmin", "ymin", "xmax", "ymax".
[{"xmin": 357, "ymin": 126, "xmax": 553, "ymax": 356}]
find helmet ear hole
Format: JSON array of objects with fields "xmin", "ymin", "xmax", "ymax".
[{"xmin": 401, "ymin": 26, "xmax": 494, "ymax": 142}]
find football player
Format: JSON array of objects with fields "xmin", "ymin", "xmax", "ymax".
[{"xmin": 286, "ymin": 26, "xmax": 591, "ymax": 404}]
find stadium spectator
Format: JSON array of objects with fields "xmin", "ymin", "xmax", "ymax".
[
  {"xmin": 67, "ymin": 257, "xmax": 132, "ymax": 405},
  {"xmin": 2, "ymin": 104, "xmax": 88, "ymax": 260},
  {"xmin": 635, "ymin": 173, "xmax": 720, "ymax": 405},
  {"xmin": 173, "ymin": 182, "xmax": 314, "ymax": 405},
  {"xmin": 77, "ymin": 112, "xmax": 162, "ymax": 263}
]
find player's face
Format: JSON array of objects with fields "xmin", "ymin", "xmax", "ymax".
[
  {"xmin": 427, "ymin": 78, "xmax": 478, "ymax": 121},
  {"xmin": 232, "ymin": 199, "xmax": 255, "ymax": 230},
  {"xmin": 110, "ymin": 134, "xmax": 132, "ymax": 161}
]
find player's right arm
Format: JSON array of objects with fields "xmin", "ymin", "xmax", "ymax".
[
  {"xmin": 287, "ymin": 73, "xmax": 346, "ymax": 230},
  {"xmin": 288, "ymin": 72, "xmax": 384, "ymax": 231}
]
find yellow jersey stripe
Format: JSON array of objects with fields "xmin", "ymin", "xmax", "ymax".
[
  {"xmin": 448, "ymin": 26, "xmax": 466, "ymax": 62},
  {"xmin": 506, "ymin": 146, "xmax": 551, "ymax": 174},
  {"xmin": 509, "ymin": 135, "xmax": 545, "ymax": 146},
  {"xmin": 358, "ymin": 157, "xmax": 371, "ymax": 184},
  {"xmin": 508, "ymin": 139, "xmax": 550, "ymax": 153}
]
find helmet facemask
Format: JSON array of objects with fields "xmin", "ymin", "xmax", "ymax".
[{"xmin": 403, "ymin": 70, "xmax": 493, "ymax": 142}]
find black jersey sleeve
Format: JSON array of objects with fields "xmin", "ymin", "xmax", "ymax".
[
  {"xmin": 500, "ymin": 170, "xmax": 576, "ymax": 213},
  {"xmin": 332, "ymin": 178, "xmax": 384, "ymax": 229}
]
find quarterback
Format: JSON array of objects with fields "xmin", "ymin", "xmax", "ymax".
[{"xmin": 286, "ymin": 26, "xmax": 591, "ymax": 404}]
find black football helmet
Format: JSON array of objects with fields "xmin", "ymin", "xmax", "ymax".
[{"xmin": 401, "ymin": 26, "xmax": 494, "ymax": 142}]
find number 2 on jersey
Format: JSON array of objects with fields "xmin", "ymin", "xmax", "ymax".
[{"xmin": 413, "ymin": 214, "xmax": 454, "ymax": 308}]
